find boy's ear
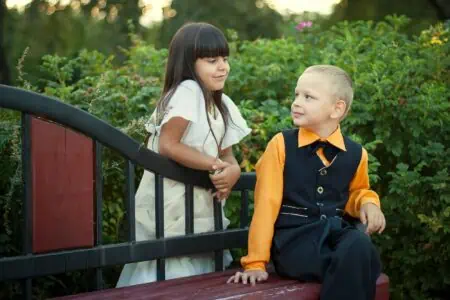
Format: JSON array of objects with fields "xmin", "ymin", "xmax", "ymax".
[{"xmin": 331, "ymin": 99, "xmax": 346, "ymax": 119}]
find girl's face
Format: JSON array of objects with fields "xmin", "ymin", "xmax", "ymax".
[{"xmin": 194, "ymin": 56, "xmax": 230, "ymax": 91}]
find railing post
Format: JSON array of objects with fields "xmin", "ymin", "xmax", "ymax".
[
  {"xmin": 21, "ymin": 113, "xmax": 32, "ymax": 300},
  {"xmin": 213, "ymin": 200, "xmax": 224, "ymax": 272},
  {"xmin": 94, "ymin": 141, "xmax": 103, "ymax": 290},
  {"xmin": 125, "ymin": 160, "xmax": 136, "ymax": 243},
  {"xmin": 155, "ymin": 174, "xmax": 165, "ymax": 280},
  {"xmin": 185, "ymin": 185, "xmax": 194, "ymax": 234},
  {"xmin": 240, "ymin": 190, "xmax": 249, "ymax": 228}
]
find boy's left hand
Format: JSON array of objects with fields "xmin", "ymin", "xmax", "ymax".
[
  {"xmin": 360, "ymin": 203, "xmax": 386, "ymax": 235},
  {"xmin": 209, "ymin": 164, "xmax": 241, "ymax": 200}
]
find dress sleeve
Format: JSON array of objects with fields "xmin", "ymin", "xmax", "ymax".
[
  {"xmin": 144, "ymin": 80, "xmax": 204, "ymax": 135},
  {"xmin": 220, "ymin": 94, "xmax": 251, "ymax": 150}
]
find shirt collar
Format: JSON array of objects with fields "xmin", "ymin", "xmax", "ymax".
[{"xmin": 297, "ymin": 126, "xmax": 346, "ymax": 151}]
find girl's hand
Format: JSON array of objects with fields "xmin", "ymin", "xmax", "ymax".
[
  {"xmin": 208, "ymin": 159, "xmax": 230, "ymax": 200},
  {"xmin": 212, "ymin": 187, "xmax": 231, "ymax": 201},
  {"xmin": 209, "ymin": 163, "xmax": 241, "ymax": 200}
]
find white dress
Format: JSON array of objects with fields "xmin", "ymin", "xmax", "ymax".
[{"xmin": 116, "ymin": 80, "xmax": 251, "ymax": 287}]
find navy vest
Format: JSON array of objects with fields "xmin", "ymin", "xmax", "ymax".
[{"xmin": 274, "ymin": 129, "xmax": 362, "ymax": 230}]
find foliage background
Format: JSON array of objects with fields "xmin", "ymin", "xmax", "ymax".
[
  {"xmin": 0, "ymin": 13, "xmax": 449, "ymax": 300},
  {"xmin": 2, "ymin": 0, "xmax": 449, "ymax": 86}
]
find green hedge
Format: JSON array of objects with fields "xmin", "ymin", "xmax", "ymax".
[{"xmin": 1, "ymin": 16, "xmax": 449, "ymax": 299}]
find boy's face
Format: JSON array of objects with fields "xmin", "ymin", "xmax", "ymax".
[{"xmin": 291, "ymin": 71, "xmax": 344, "ymax": 130}]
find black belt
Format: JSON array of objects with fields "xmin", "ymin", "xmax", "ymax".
[{"xmin": 279, "ymin": 204, "xmax": 345, "ymax": 220}]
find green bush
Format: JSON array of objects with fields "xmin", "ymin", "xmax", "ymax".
[{"xmin": 1, "ymin": 16, "xmax": 449, "ymax": 299}]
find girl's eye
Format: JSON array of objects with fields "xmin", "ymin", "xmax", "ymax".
[
  {"xmin": 223, "ymin": 57, "xmax": 229, "ymax": 62},
  {"xmin": 305, "ymin": 94, "xmax": 314, "ymax": 100},
  {"xmin": 208, "ymin": 58, "xmax": 217, "ymax": 63}
]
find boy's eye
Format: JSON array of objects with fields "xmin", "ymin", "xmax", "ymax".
[{"xmin": 305, "ymin": 94, "xmax": 314, "ymax": 100}]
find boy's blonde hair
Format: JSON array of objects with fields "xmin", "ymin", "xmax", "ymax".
[{"xmin": 304, "ymin": 65, "xmax": 354, "ymax": 118}]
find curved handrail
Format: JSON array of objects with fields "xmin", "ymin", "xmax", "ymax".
[{"xmin": 0, "ymin": 84, "xmax": 217, "ymax": 188}]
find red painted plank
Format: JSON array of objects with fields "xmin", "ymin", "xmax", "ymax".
[
  {"xmin": 54, "ymin": 269, "xmax": 389, "ymax": 300},
  {"xmin": 31, "ymin": 117, "xmax": 94, "ymax": 253},
  {"xmin": 375, "ymin": 273, "xmax": 390, "ymax": 300}
]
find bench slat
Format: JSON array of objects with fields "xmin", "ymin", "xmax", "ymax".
[{"xmin": 55, "ymin": 269, "xmax": 388, "ymax": 300}]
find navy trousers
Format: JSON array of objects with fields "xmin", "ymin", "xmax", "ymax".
[{"xmin": 271, "ymin": 217, "xmax": 381, "ymax": 300}]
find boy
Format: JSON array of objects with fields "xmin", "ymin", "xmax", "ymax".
[{"xmin": 228, "ymin": 65, "xmax": 386, "ymax": 300}]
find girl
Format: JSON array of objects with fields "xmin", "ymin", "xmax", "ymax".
[{"xmin": 116, "ymin": 22, "xmax": 251, "ymax": 287}]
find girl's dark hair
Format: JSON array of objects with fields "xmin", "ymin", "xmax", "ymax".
[{"xmin": 154, "ymin": 22, "xmax": 231, "ymax": 152}]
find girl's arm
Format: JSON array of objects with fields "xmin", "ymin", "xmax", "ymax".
[
  {"xmin": 219, "ymin": 146, "xmax": 240, "ymax": 167},
  {"xmin": 159, "ymin": 117, "xmax": 226, "ymax": 171}
]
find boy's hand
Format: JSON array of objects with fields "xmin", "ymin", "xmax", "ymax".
[
  {"xmin": 227, "ymin": 270, "xmax": 269, "ymax": 286},
  {"xmin": 360, "ymin": 203, "xmax": 386, "ymax": 235},
  {"xmin": 209, "ymin": 163, "xmax": 241, "ymax": 200}
]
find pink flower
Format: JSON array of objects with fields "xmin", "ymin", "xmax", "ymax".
[{"xmin": 295, "ymin": 21, "xmax": 313, "ymax": 31}]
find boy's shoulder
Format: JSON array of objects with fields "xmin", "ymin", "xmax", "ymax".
[
  {"xmin": 341, "ymin": 135, "xmax": 364, "ymax": 151},
  {"xmin": 279, "ymin": 128, "xmax": 299, "ymax": 138},
  {"xmin": 265, "ymin": 129, "xmax": 298, "ymax": 145},
  {"xmin": 267, "ymin": 129, "xmax": 295, "ymax": 144}
]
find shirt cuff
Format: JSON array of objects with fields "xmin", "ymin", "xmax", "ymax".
[
  {"xmin": 242, "ymin": 261, "xmax": 266, "ymax": 272},
  {"xmin": 360, "ymin": 197, "xmax": 381, "ymax": 208}
]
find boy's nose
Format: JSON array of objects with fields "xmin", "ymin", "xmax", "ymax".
[{"xmin": 292, "ymin": 99, "xmax": 302, "ymax": 107}]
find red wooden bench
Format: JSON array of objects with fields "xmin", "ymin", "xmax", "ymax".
[
  {"xmin": 0, "ymin": 85, "xmax": 389, "ymax": 300},
  {"xmin": 56, "ymin": 269, "xmax": 389, "ymax": 300}
]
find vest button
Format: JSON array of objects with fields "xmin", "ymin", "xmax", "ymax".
[
  {"xmin": 320, "ymin": 214, "xmax": 327, "ymax": 220},
  {"xmin": 320, "ymin": 169, "xmax": 327, "ymax": 176},
  {"xmin": 317, "ymin": 186, "xmax": 324, "ymax": 194}
]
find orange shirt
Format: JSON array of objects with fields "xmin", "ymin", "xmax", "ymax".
[{"xmin": 241, "ymin": 127, "xmax": 380, "ymax": 271}]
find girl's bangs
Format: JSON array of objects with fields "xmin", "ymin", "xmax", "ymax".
[{"xmin": 195, "ymin": 29, "xmax": 229, "ymax": 58}]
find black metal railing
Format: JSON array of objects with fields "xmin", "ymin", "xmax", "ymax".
[{"xmin": 0, "ymin": 85, "xmax": 255, "ymax": 299}]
